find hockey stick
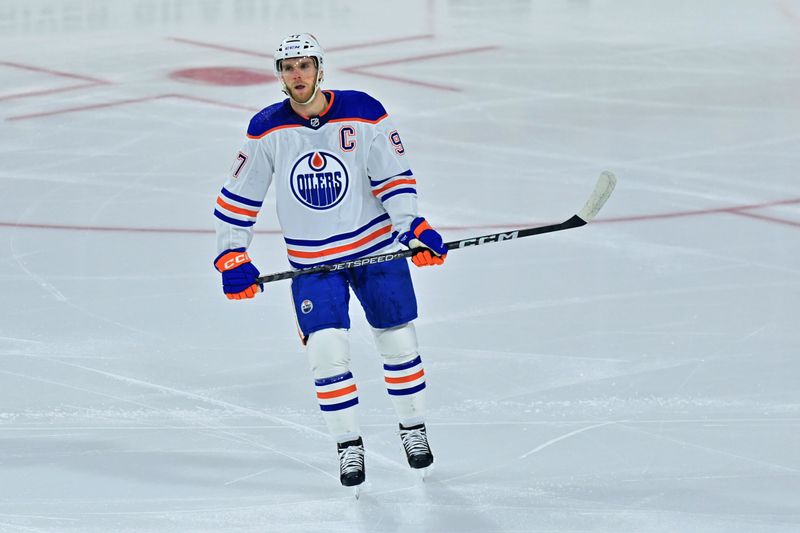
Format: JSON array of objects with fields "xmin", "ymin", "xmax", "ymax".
[{"xmin": 255, "ymin": 171, "xmax": 617, "ymax": 284}]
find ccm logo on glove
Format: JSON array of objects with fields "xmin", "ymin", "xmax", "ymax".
[
  {"xmin": 216, "ymin": 251, "xmax": 251, "ymax": 272},
  {"xmin": 214, "ymin": 248, "xmax": 263, "ymax": 300}
]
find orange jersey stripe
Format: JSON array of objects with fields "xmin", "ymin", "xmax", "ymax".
[
  {"xmin": 372, "ymin": 178, "xmax": 417, "ymax": 197},
  {"xmin": 294, "ymin": 91, "xmax": 336, "ymax": 120},
  {"xmin": 319, "ymin": 91, "xmax": 336, "ymax": 116},
  {"xmin": 247, "ymin": 108, "xmax": 386, "ymax": 139},
  {"xmin": 385, "ymin": 369, "xmax": 425, "ymax": 384},
  {"xmin": 316, "ymin": 384, "xmax": 357, "ymax": 399},
  {"xmin": 216, "ymin": 197, "xmax": 259, "ymax": 217},
  {"xmin": 287, "ymin": 224, "xmax": 393, "ymax": 259},
  {"xmin": 247, "ymin": 123, "xmax": 302, "ymax": 140},
  {"xmin": 328, "ymin": 113, "xmax": 388, "ymax": 125}
]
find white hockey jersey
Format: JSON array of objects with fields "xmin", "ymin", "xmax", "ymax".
[{"xmin": 214, "ymin": 90, "xmax": 418, "ymax": 269}]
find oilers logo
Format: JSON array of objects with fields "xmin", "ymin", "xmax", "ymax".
[{"xmin": 290, "ymin": 151, "xmax": 349, "ymax": 210}]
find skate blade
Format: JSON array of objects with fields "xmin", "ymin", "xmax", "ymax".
[
  {"xmin": 345, "ymin": 481, "xmax": 366, "ymax": 499},
  {"xmin": 414, "ymin": 464, "xmax": 434, "ymax": 481}
]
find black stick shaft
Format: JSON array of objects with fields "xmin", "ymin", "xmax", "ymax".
[{"xmin": 254, "ymin": 214, "xmax": 586, "ymax": 284}]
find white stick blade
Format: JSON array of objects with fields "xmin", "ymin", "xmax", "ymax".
[{"xmin": 578, "ymin": 171, "xmax": 617, "ymax": 222}]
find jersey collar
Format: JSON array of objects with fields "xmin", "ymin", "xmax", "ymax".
[{"xmin": 287, "ymin": 90, "xmax": 336, "ymax": 130}]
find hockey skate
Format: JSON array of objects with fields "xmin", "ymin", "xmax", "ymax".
[
  {"xmin": 399, "ymin": 423, "xmax": 434, "ymax": 477},
  {"xmin": 337, "ymin": 437, "xmax": 365, "ymax": 497}
]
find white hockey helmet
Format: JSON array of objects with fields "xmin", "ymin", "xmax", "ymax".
[{"xmin": 274, "ymin": 33, "xmax": 325, "ymax": 104}]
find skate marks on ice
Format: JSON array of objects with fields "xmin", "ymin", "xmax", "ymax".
[
  {"xmin": 0, "ymin": 353, "xmax": 342, "ymax": 483},
  {"xmin": 519, "ymin": 421, "xmax": 621, "ymax": 459},
  {"xmin": 1, "ymin": 350, "xmax": 415, "ymax": 496},
  {"xmin": 433, "ymin": 420, "xmax": 624, "ymax": 486}
]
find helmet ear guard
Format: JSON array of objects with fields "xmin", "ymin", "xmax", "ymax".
[{"xmin": 274, "ymin": 33, "xmax": 325, "ymax": 104}]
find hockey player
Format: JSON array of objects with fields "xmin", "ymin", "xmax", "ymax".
[{"xmin": 213, "ymin": 33, "xmax": 447, "ymax": 489}]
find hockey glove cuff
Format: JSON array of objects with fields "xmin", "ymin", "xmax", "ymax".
[
  {"xmin": 214, "ymin": 248, "xmax": 263, "ymax": 300},
  {"xmin": 398, "ymin": 217, "xmax": 448, "ymax": 267}
]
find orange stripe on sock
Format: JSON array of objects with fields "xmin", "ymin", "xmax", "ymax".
[
  {"xmin": 317, "ymin": 384, "xmax": 357, "ymax": 399},
  {"xmin": 385, "ymin": 369, "xmax": 425, "ymax": 384}
]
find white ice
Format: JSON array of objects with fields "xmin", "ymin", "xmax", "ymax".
[{"xmin": 1, "ymin": 1, "xmax": 799, "ymax": 532}]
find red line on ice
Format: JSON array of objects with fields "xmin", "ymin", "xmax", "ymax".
[
  {"xmin": 343, "ymin": 46, "xmax": 498, "ymax": 92},
  {"xmin": 0, "ymin": 82, "xmax": 102, "ymax": 102},
  {"xmin": 167, "ymin": 36, "xmax": 495, "ymax": 92},
  {"xmin": 7, "ymin": 95, "xmax": 162, "ymax": 121},
  {"xmin": 340, "ymin": 69, "xmax": 462, "ymax": 92},
  {"xmin": 0, "ymin": 61, "xmax": 108, "ymax": 83},
  {"xmin": 2, "ymin": 198, "xmax": 798, "ymax": 235},
  {"xmin": 347, "ymin": 46, "xmax": 498, "ymax": 70},
  {"xmin": 167, "ymin": 34, "xmax": 436, "ymax": 57},
  {"xmin": 594, "ymin": 197, "xmax": 800, "ymax": 224},
  {"xmin": 6, "ymin": 93, "xmax": 259, "ymax": 121},
  {"xmin": 327, "ymin": 34, "xmax": 436, "ymax": 52},
  {"xmin": 774, "ymin": 0, "xmax": 800, "ymax": 25},
  {"xmin": 0, "ymin": 61, "xmax": 109, "ymax": 102},
  {"xmin": 729, "ymin": 211, "xmax": 800, "ymax": 227},
  {"xmin": 167, "ymin": 37, "xmax": 272, "ymax": 59}
]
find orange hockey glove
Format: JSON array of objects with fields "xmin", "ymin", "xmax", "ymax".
[
  {"xmin": 214, "ymin": 248, "xmax": 263, "ymax": 300},
  {"xmin": 398, "ymin": 217, "xmax": 448, "ymax": 267}
]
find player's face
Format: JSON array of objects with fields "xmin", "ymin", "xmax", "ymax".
[{"xmin": 280, "ymin": 57, "xmax": 318, "ymax": 101}]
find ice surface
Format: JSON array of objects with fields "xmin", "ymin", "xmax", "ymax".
[{"xmin": 1, "ymin": 1, "xmax": 799, "ymax": 531}]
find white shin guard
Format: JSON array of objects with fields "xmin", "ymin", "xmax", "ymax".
[
  {"xmin": 373, "ymin": 323, "xmax": 427, "ymax": 427},
  {"xmin": 307, "ymin": 328, "xmax": 360, "ymax": 443}
]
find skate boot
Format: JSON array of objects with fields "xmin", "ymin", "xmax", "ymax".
[
  {"xmin": 337, "ymin": 437, "xmax": 365, "ymax": 487},
  {"xmin": 399, "ymin": 423, "xmax": 434, "ymax": 469}
]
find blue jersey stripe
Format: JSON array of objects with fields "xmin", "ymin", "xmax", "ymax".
[
  {"xmin": 383, "ymin": 355, "xmax": 422, "ymax": 372},
  {"xmin": 314, "ymin": 371, "xmax": 354, "ymax": 387},
  {"xmin": 320, "ymin": 397, "xmax": 359, "ymax": 411},
  {"xmin": 387, "ymin": 382, "xmax": 426, "ymax": 396},
  {"xmin": 214, "ymin": 210, "xmax": 255, "ymax": 227},
  {"xmin": 379, "ymin": 187, "xmax": 417, "ymax": 202},
  {"xmin": 220, "ymin": 187, "xmax": 264, "ymax": 208},
  {"xmin": 369, "ymin": 169, "xmax": 413, "ymax": 187},
  {"xmin": 248, "ymin": 91, "xmax": 387, "ymax": 138},
  {"xmin": 288, "ymin": 232, "xmax": 398, "ymax": 269},
  {"xmin": 284, "ymin": 213, "xmax": 391, "ymax": 246}
]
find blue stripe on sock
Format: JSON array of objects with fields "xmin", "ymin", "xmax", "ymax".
[
  {"xmin": 387, "ymin": 382, "xmax": 426, "ymax": 396},
  {"xmin": 383, "ymin": 355, "xmax": 422, "ymax": 372},
  {"xmin": 314, "ymin": 371, "xmax": 354, "ymax": 387},
  {"xmin": 320, "ymin": 397, "xmax": 359, "ymax": 411}
]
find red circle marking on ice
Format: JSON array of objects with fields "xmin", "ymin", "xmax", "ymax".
[{"xmin": 170, "ymin": 67, "xmax": 276, "ymax": 86}]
